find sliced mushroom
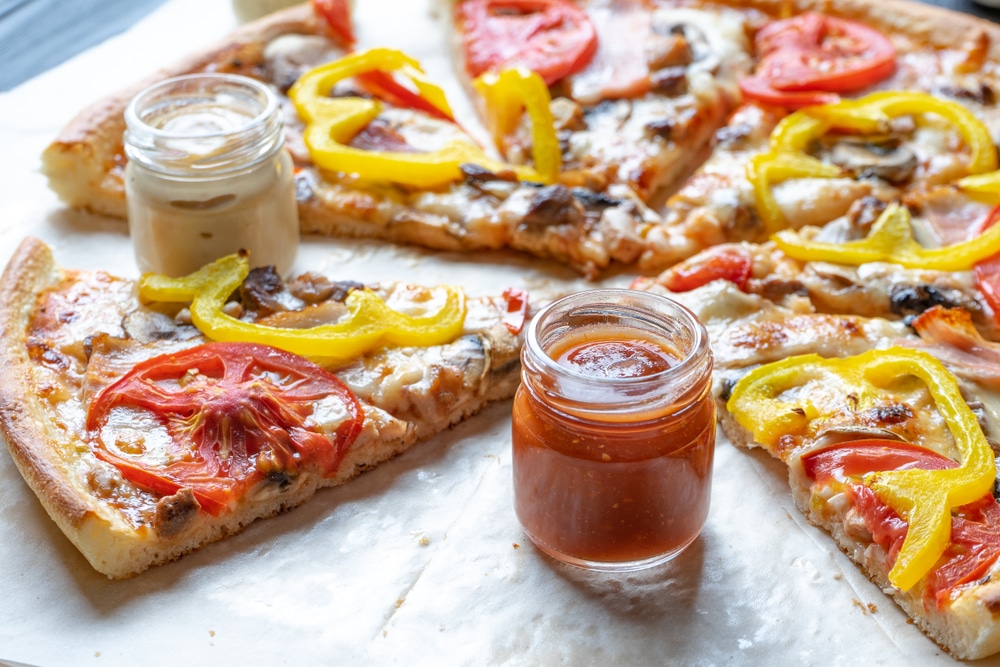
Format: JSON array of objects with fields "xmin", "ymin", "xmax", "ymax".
[
  {"xmin": 823, "ymin": 136, "xmax": 918, "ymax": 185},
  {"xmin": 522, "ymin": 185, "xmax": 585, "ymax": 229},
  {"xmin": 239, "ymin": 266, "xmax": 305, "ymax": 317},
  {"xmin": 122, "ymin": 310, "xmax": 201, "ymax": 344},
  {"xmin": 810, "ymin": 426, "xmax": 909, "ymax": 450},
  {"xmin": 264, "ymin": 34, "xmax": 345, "ymax": 92}
]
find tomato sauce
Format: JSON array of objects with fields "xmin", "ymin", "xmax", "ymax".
[{"xmin": 512, "ymin": 290, "xmax": 715, "ymax": 570}]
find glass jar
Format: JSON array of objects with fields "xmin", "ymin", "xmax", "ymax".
[
  {"xmin": 124, "ymin": 73, "xmax": 299, "ymax": 277},
  {"xmin": 512, "ymin": 289, "xmax": 715, "ymax": 571}
]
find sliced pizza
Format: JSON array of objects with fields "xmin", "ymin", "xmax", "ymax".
[
  {"xmin": 635, "ymin": 272, "xmax": 1000, "ymax": 658},
  {"xmin": 452, "ymin": 0, "xmax": 754, "ymax": 203},
  {"xmin": 0, "ymin": 237, "xmax": 526, "ymax": 578},
  {"xmin": 640, "ymin": 1, "xmax": 1000, "ymax": 273},
  {"xmin": 632, "ymin": 231, "xmax": 1000, "ymax": 341}
]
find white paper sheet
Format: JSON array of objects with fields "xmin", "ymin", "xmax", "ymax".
[{"xmin": 0, "ymin": 1, "xmax": 983, "ymax": 664}]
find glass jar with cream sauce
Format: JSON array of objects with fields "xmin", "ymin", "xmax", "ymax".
[{"xmin": 124, "ymin": 73, "xmax": 299, "ymax": 277}]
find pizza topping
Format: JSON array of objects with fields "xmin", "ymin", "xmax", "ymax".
[
  {"xmin": 750, "ymin": 91, "xmax": 998, "ymax": 232},
  {"xmin": 801, "ymin": 440, "xmax": 1000, "ymax": 605},
  {"xmin": 501, "ymin": 288, "xmax": 529, "ymax": 335},
  {"xmin": 289, "ymin": 48, "xmax": 537, "ymax": 188},
  {"xmin": 312, "ymin": 0, "xmax": 355, "ymax": 46},
  {"xmin": 656, "ymin": 247, "xmax": 752, "ymax": 293},
  {"xmin": 87, "ymin": 342, "xmax": 365, "ymax": 516},
  {"xmin": 740, "ymin": 13, "xmax": 896, "ymax": 109},
  {"xmin": 455, "ymin": 0, "xmax": 598, "ymax": 86},
  {"xmin": 474, "ymin": 67, "xmax": 561, "ymax": 184},
  {"xmin": 138, "ymin": 252, "xmax": 467, "ymax": 361},
  {"xmin": 729, "ymin": 348, "xmax": 995, "ymax": 591},
  {"xmin": 821, "ymin": 136, "xmax": 918, "ymax": 185},
  {"xmin": 564, "ymin": 0, "xmax": 651, "ymax": 102},
  {"xmin": 774, "ymin": 203, "xmax": 1000, "ymax": 272}
]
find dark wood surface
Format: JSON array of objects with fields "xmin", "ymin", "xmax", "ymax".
[{"xmin": 0, "ymin": 0, "xmax": 997, "ymax": 92}]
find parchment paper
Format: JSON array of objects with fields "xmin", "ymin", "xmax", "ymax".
[{"xmin": 0, "ymin": 1, "xmax": 983, "ymax": 664}]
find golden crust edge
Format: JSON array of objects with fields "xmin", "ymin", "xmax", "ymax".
[
  {"xmin": 0, "ymin": 238, "xmax": 124, "ymax": 566},
  {"xmin": 717, "ymin": 401, "xmax": 1000, "ymax": 661}
]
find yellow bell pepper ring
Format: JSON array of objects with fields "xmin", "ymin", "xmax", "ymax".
[
  {"xmin": 804, "ymin": 91, "xmax": 998, "ymax": 175},
  {"xmin": 288, "ymin": 48, "xmax": 537, "ymax": 188},
  {"xmin": 138, "ymin": 253, "xmax": 467, "ymax": 361},
  {"xmin": 958, "ymin": 169, "xmax": 1000, "ymax": 200},
  {"xmin": 773, "ymin": 203, "xmax": 1000, "ymax": 271},
  {"xmin": 749, "ymin": 91, "xmax": 998, "ymax": 232},
  {"xmin": 473, "ymin": 68, "xmax": 561, "ymax": 185},
  {"xmin": 727, "ymin": 347, "xmax": 995, "ymax": 591}
]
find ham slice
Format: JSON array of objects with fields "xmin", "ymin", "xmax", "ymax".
[{"xmin": 568, "ymin": 0, "xmax": 653, "ymax": 104}]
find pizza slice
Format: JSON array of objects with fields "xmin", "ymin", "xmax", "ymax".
[
  {"xmin": 452, "ymin": 0, "xmax": 754, "ymax": 204},
  {"xmin": 632, "ymin": 228, "xmax": 1000, "ymax": 342},
  {"xmin": 0, "ymin": 237, "xmax": 526, "ymax": 578},
  {"xmin": 634, "ymin": 276, "xmax": 1000, "ymax": 658},
  {"xmin": 40, "ymin": 1, "xmax": 663, "ymax": 278},
  {"xmin": 640, "ymin": 0, "xmax": 1000, "ymax": 272}
]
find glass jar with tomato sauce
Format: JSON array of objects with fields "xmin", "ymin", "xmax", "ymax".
[{"xmin": 512, "ymin": 289, "xmax": 715, "ymax": 571}]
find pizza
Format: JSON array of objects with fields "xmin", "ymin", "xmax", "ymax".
[
  {"xmin": 629, "ymin": 273, "xmax": 1000, "ymax": 659},
  {"xmin": 0, "ymin": 236, "xmax": 526, "ymax": 578},
  {"xmin": 17, "ymin": 0, "xmax": 1000, "ymax": 660}
]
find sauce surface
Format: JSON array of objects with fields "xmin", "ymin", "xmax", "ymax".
[{"xmin": 554, "ymin": 336, "xmax": 677, "ymax": 379}]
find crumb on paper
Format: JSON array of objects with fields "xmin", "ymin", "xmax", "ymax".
[
  {"xmin": 383, "ymin": 630, "xmax": 388, "ymax": 637},
  {"xmin": 833, "ymin": 572, "xmax": 842, "ymax": 580},
  {"xmin": 395, "ymin": 598, "xmax": 405, "ymax": 610},
  {"xmin": 95, "ymin": 652, "xmax": 101, "ymax": 658},
  {"xmin": 868, "ymin": 603, "xmax": 878, "ymax": 614},
  {"xmin": 852, "ymin": 598, "xmax": 868, "ymax": 614},
  {"xmin": 209, "ymin": 630, "xmax": 216, "ymax": 637},
  {"xmin": 419, "ymin": 536, "xmax": 430, "ymax": 546},
  {"xmin": 513, "ymin": 543, "xmax": 520, "ymax": 549}
]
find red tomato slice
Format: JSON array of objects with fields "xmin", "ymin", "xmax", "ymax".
[
  {"xmin": 501, "ymin": 287, "xmax": 529, "ymax": 335},
  {"xmin": 741, "ymin": 12, "xmax": 895, "ymax": 108},
  {"xmin": 801, "ymin": 439, "xmax": 958, "ymax": 485},
  {"xmin": 357, "ymin": 71, "xmax": 455, "ymax": 122},
  {"xmin": 738, "ymin": 71, "xmax": 840, "ymax": 110},
  {"xmin": 659, "ymin": 248, "xmax": 753, "ymax": 293},
  {"xmin": 456, "ymin": 0, "xmax": 598, "ymax": 86},
  {"xmin": 974, "ymin": 204, "xmax": 1000, "ymax": 326},
  {"xmin": 313, "ymin": 0, "xmax": 355, "ymax": 45},
  {"xmin": 87, "ymin": 342, "xmax": 364, "ymax": 516}
]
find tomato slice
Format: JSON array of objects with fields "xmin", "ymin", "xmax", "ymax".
[
  {"xmin": 456, "ymin": 0, "xmax": 598, "ymax": 86},
  {"xmin": 974, "ymin": 204, "xmax": 1000, "ymax": 326},
  {"xmin": 738, "ymin": 71, "xmax": 839, "ymax": 110},
  {"xmin": 501, "ymin": 287, "xmax": 529, "ymax": 335},
  {"xmin": 313, "ymin": 0, "xmax": 355, "ymax": 45},
  {"xmin": 87, "ymin": 342, "xmax": 364, "ymax": 516},
  {"xmin": 741, "ymin": 12, "xmax": 895, "ymax": 108},
  {"xmin": 801, "ymin": 439, "xmax": 1000, "ymax": 604},
  {"xmin": 357, "ymin": 71, "xmax": 455, "ymax": 122},
  {"xmin": 658, "ymin": 247, "xmax": 753, "ymax": 293}
]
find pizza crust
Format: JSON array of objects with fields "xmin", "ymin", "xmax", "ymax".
[{"xmin": 0, "ymin": 237, "xmax": 522, "ymax": 578}]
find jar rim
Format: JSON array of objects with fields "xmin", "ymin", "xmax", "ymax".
[
  {"xmin": 124, "ymin": 73, "xmax": 279, "ymax": 140},
  {"xmin": 524, "ymin": 288, "xmax": 710, "ymax": 387}
]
